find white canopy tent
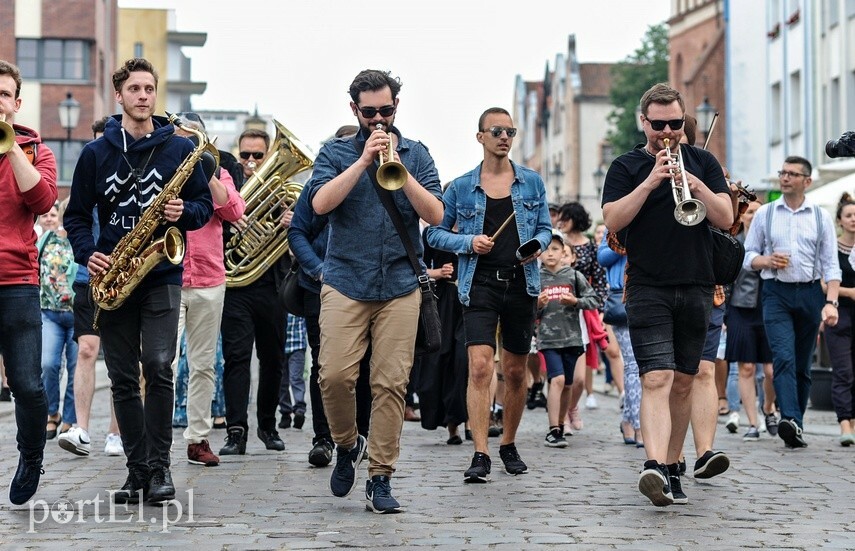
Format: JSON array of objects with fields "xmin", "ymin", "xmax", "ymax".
[{"xmin": 805, "ymin": 171, "xmax": 855, "ymax": 213}]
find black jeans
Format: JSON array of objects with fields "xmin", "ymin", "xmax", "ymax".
[
  {"xmin": 303, "ymin": 290, "xmax": 371, "ymax": 442},
  {"xmin": 823, "ymin": 303, "xmax": 855, "ymax": 423},
  {"xmin": 222, "ymin": 281, "xmax": 285, "ymax": 432},
  {"xmin": 0, "ymin": 285, "xmax": 47, "ymax": 456},
  {"xmin": 99, "ymin": 284, "xmax": 180, "ymax": 470}
]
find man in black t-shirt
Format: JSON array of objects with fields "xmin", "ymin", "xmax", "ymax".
[{"xmin": 601, "ymin": 83, "xmax": 731, "ymax": 507}]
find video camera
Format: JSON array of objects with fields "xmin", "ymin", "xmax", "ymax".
[{"xmin": 826, "ymin": 132, "xmax": 855, "ymax": 158}]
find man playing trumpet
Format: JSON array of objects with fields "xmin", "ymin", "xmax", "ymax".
[{"xmin": 601, "ymin": 83, "xmax": 731, "ymax": 507}]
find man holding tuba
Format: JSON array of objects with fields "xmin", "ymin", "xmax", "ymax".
[
  {"xmin": 65, "ymin": 58, "xmax": 213, "ymax": 505},
  {"xmin": 310, "ymin": 69, "xmax": 443, "ymax": 514},
  {"xmin": 0, "ymin": 59, "xmax": 58, "ymax": 505},
  {"xmin": 601, "ymin": 83, "xmax": 731, "ymax": 507}
]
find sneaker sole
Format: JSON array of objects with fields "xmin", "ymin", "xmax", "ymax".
[
  {"xmin": 544, "ymin": 441, "xmax": 569, "ymax": 448},
  {"xmin": 464, "ymin": 473, "xmax": 490, "ymax": 483},
  {"xmin": 742, "ymin": 436, "xmax": 760, "ymax": 442},
  {"xmin": 366, "ymin": 502, "xmax": 402, "ymax": 514},
  {"xmin": 58, "ymin": 438, "xmax": 91, "ymax": 457},
  {"xmin": 694, "ymin": 453, "xmax": 730, "ymax": 479},
  {"xmin": 778, "ymin": 420, "xmax": 806, "ymax": 448},
  {"xmin": 638, "ymin": 471, "xmax": 673, "ymax": 507},
  {"xmin": 187, "ymin": 458, "xmax": 219, "ymax": 467}
]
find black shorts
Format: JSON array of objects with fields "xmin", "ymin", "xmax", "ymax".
[
  {"xmin": 72, "ymin": 281, "xmax": 99, "ymax": 342},
  {"xmin": 462, "ymin": 271, "xmax": 537, "ymax": 356}
]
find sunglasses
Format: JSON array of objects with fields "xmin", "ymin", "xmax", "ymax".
[
  {"xmin": 239, "ymin": 151, "xmax": 265, "ymax": 160},
  {"xmin": 777, "ymin": 170, "xmax": 808, "ymax": 179},
  {"xmin": 484, "ymin": 126, "xmax": 517, "ymax": 138},
  {"xmin": 357, "ymin": 105, "xmax": 396, "ymax": 118},
  {"xmin": 645, "ymin": 118, "xmax": 685, "ymax": 131}
]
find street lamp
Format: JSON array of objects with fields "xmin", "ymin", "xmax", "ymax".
[
  {"xmin": 593, "ymin": 166, "xmax": 605, "ymax": 201},
  {"xmin": 58, "ymin": 91, "xmax": 81, "ymax": 143},
  {"xmin": 695, "ymin": 96, "xmax": 716, "ymax": 137}
]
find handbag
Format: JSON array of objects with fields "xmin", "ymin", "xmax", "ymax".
[
  {"xmin": 353, "ymin": 138, "xmax": 442, "ymax": 356},
  {"xmin": 602, "ymin": 287, "xmax": 627, "ymax": 325},
  {"xmin": 278, "ymin": 259, "xmax": 306, "ymax": 317},
  {"xmin": 709, "ymin": 225, "xmax": 745, "ymax": 285}
]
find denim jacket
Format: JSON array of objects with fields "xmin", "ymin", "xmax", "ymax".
[
  {"xmin": 307, "ymin": 127, "xmax": 442, "ymax": 301},
  {"xmin": 425, "ymin": 162, "xmax": 552, "ymax": 306},
  {"xmin": 288, "ymin": 184, "xmax": 328, "ymax": 295}
]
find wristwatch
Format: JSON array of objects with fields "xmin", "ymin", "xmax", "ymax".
[{"xmin": 826, "ymin": 300, "xmax": 839, "ymax": 308}]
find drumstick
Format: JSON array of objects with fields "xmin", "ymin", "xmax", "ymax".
[{"xmin": 489, "ymin": 212, "xmax": 516, "ymax": 242}]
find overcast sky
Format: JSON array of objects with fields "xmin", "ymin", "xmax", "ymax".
[{"xmin": 119, "ymin": 0, "xmax": 671, "ymax": 180}]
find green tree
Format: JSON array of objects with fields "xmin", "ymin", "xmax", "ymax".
[{"xmin": 606, "ymin": 24, "xmax": 669, "ymax": 155}]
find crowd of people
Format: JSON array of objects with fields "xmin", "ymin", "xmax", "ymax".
[{"xmin": 1, "ymin": 55, "xmax": 853, "ymax": 516}]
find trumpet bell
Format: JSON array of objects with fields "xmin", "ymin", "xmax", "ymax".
[
  {"xmin": 0, "ymin": 116, "xmax": 14, "ymax": 154},
  {"xmin": 377, "ymin": 160, "xmax": 407, "ymax": 190},
  {"xmin": 674, "ymin": 199, "xmax": 707, "ymax": 226}
]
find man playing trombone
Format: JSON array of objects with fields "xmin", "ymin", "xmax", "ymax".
[{"xmin": 601, "ymin": 83, "xmax": 731, "ymax": 507}]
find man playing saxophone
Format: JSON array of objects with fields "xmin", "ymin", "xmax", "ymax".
[{"xmin": 65, "ymin": 58, "xmax": 213, "ymax": 504}]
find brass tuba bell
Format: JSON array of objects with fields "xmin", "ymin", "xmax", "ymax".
[
  {"xmin": 375, "ymin": 123, "xmax": 408, "ymax": 190},
  {"xmin": 0, "ymin": 114, "xmax": 15, "ymax": 154}
]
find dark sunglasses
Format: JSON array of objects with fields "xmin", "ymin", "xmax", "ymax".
[
  {"xmin": 645, "ymin": 117, "xmax": 685, "ymax": 131},
  {"xmin": 357, "ymin": 105, "xmax": 396, "ymax": 118},
  {"xmin": 239, "ymin": 151, "xmax": 265, "ymax": 160},
  {"xmin": 484, "ymin": 126, "xmax": 517, "ymax": 138}
]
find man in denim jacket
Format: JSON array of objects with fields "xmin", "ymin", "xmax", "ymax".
[
  {"xmin": 426, "ymin": 107, "xmax": 551, "ymax": 483},
  {"xmin": 309, "ymin": 70, "xmax": 443, "ymax": 513}
]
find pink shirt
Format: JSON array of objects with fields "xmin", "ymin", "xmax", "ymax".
[{"xmin": 182, "ymin": 168, "xmax": 245, "ymax": 288}]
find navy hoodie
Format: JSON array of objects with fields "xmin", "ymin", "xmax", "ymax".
[{"xmin": 64, "ymin": 115, "xmax": 213, "ymax": 290}]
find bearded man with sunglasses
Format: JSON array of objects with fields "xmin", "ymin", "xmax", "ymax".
[
  {"xmin": 427, "ymin": 107, "xmax": 552, "ymax": 484},
  {"xmin": 310, "ymin": 69, "xmax": 443, "ymax": 514},
  {"xmin": 219, "ymin": 127, "xmax": 289, "ymax": 456},
  {"xmin": 601, "ymin": 83, "xmax": 732, "ymax": 507}
]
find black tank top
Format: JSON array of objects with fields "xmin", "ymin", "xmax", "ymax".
[{"xmin": 479, "ymin": 195, "xmax": 519, "ymax": 270}]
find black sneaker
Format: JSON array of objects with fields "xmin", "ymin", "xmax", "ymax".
[
  {"xmin": 293, "ymin": 412, "xmax": 305, "ymax": 430},
  {"xmin": 330, "ymin": 434, "xmax": 367, "ymax": 497},
  {"xmin": 308, "ymin": 438, "xmax": 334, "ymax": 467},
  {"xmin": 677, "ymin": 458, "xmax": 687, "ymax": 476},
  {"xmin": 526, "ymin": 382, "xmax": 544, "ymax": 410},
  {"xmin": 9, "ymin": 451, "xmax": 44, "ymax": 505},
  {"xmin": 778, "ymin": 418, "xmax": 808, "ymax": 448},
  {"xmin": 257, "ymin": 428, "xmax": 285, "ymax": 451},
  {"xmin": 498, "ymin": 443, "xmax": 528, "ymax": 475},
  {"xmin": 219, "ymin": 426, "xmax": 247, "ymax": 455},
  {"xmin": 693, "ymin": 450, "xmax": 730, "ymax": 479},
  {"xmin": 544, "ymin": 427, "xmax": 568, "ymax": 448},
  {"xmin": 112, "ymin": 466, "xmax": 149, "ymax": 505},
  {"xmin": 666, "ymin": 463, "xmax": 688, "ymax": 505},
  {"xmin": 278, "ymin": 414, "xmax": 291, "ymax": 429},
  {"xmin": 464, "ymin": 452, "xmax": 491, "ymax": 483},
  {"xmin": 147, "ymin": 466, "xmax": 175, "ymax": 503},
  {"xmin": 365, "ymin": 475, "xmax": 401, "ymax": 514},
  {"xmin": 764, "ymin": 412, "xmax": 779, "ymax": 436},
  {"xmin": 488, "ymin": 412, "xmax": 503, "ymax": 437},
  {"xmin": 638, "ymin": 460, "xmax": 673, "ymax": 507}
]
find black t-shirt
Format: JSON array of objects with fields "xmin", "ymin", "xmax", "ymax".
[
  {"xmin": 479, "ymin": 195, "xmax": 519, "ymax": 270},
  {"xmin": 838, "ymin": 248, "xmax": 855, "ymax": 309},
  {"xmin": 601, "ymin": 144, "xmax": 728, "ymax": 286}
]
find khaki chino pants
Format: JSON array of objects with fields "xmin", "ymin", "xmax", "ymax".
[{"xmin": 318, "ymin": 285, "xmax": 419, "ymax": 477}]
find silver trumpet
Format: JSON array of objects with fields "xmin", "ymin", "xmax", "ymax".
[{"xmin": 664, "ymin": 138, "xmax": 706, "ymax": 226}]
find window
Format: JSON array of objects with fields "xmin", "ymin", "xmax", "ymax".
[
  {"xmin": 16, "ymin": 38, "xmax": 90, "ymax": 81},
  {"xmin": 44, "ymin": 140, "xmax": 84, "ymax": 184},
  {"xmin": 789, "ymin": 71, "xmax": 801, "ymax": 137},
  {"xmin": 134, "ymin": 42, "xmax": 144, "ymax": 58},
  {"xmin": 770, "ymin": 82, "xmax": 782, "ymax": 144},
  {"xmin": 848, "ymin": 0, "xmax": 855, "ymax": 18}
]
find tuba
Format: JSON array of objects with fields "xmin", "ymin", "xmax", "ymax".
[
  {"xmin": 664, "ymin": 138, "xmax": 706, "ymax": 226},
  {"xmin": 90, "ymin": 113, "xmax": 218, "ymax": 312},
  {"xmin": 224, "ymin": 120, "xmax": 313, "ymax": 287}
]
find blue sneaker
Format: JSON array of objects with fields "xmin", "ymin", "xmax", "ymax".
[
  {"xmin": 365, "ymin": 475, "xmax": 401, "ymax": 514},
  {"xmin": 9, "ymin": 451, "xmax": 44, "ymax": 505},
  {"xmin": 330, "ymin": 434, "xmax": 367, "ymax": 497}
]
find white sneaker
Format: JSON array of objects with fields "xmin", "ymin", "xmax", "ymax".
[
  {"xmin": 725, "ymin": 412, "xmax": 740, "ymax": 434},
  {"xmin": 104, "ymin": 433, "xmax": 124, "ymax": 456},
  {"xmin": 585, "ymin": 394, "xmax": 598, "ymax": 409},
  {"xmin": 58, "ymin": 427, "xmax": 91, "ymax": 456}
]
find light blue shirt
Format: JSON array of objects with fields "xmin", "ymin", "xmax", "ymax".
[{"xmin": 743, "ymin": 198, "xmax": 841, "ymax": 283}]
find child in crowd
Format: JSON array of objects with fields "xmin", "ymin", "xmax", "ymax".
[{"xmin": 536, "ymin": 231, "xmax": 599, "ymax": 447}]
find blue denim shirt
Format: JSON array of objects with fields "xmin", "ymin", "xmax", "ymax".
[
  {"xmin": 425, "ymin": 162, "xmax": 552, "ymax": 306},
  {"xmin": 289, "ymin": 184, "xmax": 328, "ymax": 295},
  {"xmin": 307, "ymin": 128, "xmax": 442, "ymax": 301}
]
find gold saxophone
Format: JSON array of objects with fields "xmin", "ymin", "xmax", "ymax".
[
  {"xmin": 224, "ymin": 119, "xmax": 313, "ymax": 287},
  {"xmin": 91, "ymin": 113, "xmax": 219, "ymax": 312}
]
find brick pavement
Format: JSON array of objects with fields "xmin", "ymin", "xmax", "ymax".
[{"xmin": 0, "ymin": 363, "xmax": 852, "ymax": 549}]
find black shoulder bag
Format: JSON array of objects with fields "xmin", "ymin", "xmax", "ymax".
[
  {"xmin": 353, "ymin": 137, "xmax": 441, "ymax": 356},
  {"xmin": 709, "ymin": 225, "xmax": 745, "ymax": 285}
]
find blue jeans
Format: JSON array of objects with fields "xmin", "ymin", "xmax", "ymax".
[
  {"xmin": 0, "ymin": 285, "xmax": 47, "ymax": 454},
  {"xmin": 762, "ymin": 279, "xmax": 825, "ymax": 428},
  {"xmin": 279, "ymin": 348, "xmax": 307, "ymax": 415},
  {"xmin": 41, "ymin": 309, "xmax": 78, "ymax": 424}
]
